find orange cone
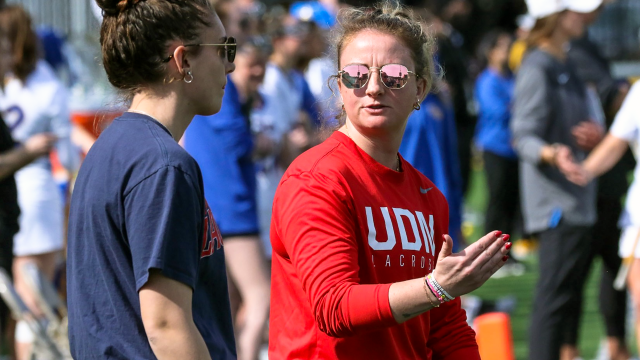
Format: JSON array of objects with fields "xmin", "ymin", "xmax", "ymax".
[{"xmin": 474, "ymin": 312, "xmax": 515, "ymax": 360}]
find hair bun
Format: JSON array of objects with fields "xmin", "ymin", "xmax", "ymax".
[{"xmin": 95, "ymin": 0, "xmax": 142, "ymax": 16}]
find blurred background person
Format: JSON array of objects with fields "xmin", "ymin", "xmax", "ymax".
[
  {"xmin": 398, "ymin": 11, "xmax": 464, "ymax": 252},
  {"xmin": 566, "ymin": 63, "xmax": 640, "ymax": 360},
  {"xmin": 511, "ymin": 1, "xmax": 604, "ymax": 359},
  {"xmin": 509, "ymin": 14, "xmax": 535, "ymax": 73},
  {"xmin": 421, "ymin": 0, "xmax": 477, "ymax": 197},
  {"xmin": 253, "ymin": 17, "xmax": 316, "ymax": 258},
  {"xmin": 183, "ymin": 38, "xmax": 272, "ymax": 360},
  {"xmin": 290, "ymin": 1, "xmax": 340, "ymax": 123},
  {"xmin": 564, "ymin": 3, "xmax": 634, "ymax": 359},
  {"xmin": 475, "ymin": 29, "xmax": 518, "ymax": 238},
  {"xmin": 400, "ymin": 85, "xmax": 464, "ymax": 252},
  {"xmin": 0, "ymin": 25, "xmax": 58, "ymax": 358},
  {"xmin": 474, "ymin": 29, "xmax": 525, "ymax": 277},
  {"xmin": 0, "ymin": 5, "xmax": 79, "ymax": 359}
]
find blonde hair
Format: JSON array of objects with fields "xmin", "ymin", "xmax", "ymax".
[
  {"xmin": 526, "ymin": 13, "xmax": 562, "ymax": 50},
  {"xmin": 333, "ymin": 1, "xmax": 435, "ymax": 86},
  {"xmin": 326, "ymin": 1, "xmax": 437, "ymax": 124}
]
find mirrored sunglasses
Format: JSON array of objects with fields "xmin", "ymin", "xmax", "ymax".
[{"xmin": 339, "ymin": 63, "xmax": 417, "ymax": 90}]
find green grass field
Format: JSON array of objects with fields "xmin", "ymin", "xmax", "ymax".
[{"xmin": 465, "ymin": 165, "xmax": 637, "ymax": 360}]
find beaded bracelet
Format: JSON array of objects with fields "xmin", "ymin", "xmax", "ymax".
[
  {"xmin": 426, "ymin": 273, "xmax": 455, "ymax": 303},
  {"xmin": 428, "ymin": 274, "xmax": 453, "ymax": 302},
  {"xmin": 428, "ymin": 273, "xmax": 454, "ymax": 301},
  {"xmin": 425, "ymin": 275, "xmax": 446, "ymax": 304},
  {"xmin": 423, "ymin": 277, "xmax": 440, "ymax": 308}
]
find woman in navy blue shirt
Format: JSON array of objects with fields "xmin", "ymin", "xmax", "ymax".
[{"xmin": 67, "ymin": 1, "xmax": 236, "ymax": 359}]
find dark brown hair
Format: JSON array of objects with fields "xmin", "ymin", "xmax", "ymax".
[
  {"xmin": 96, "ymin": 0, "xmax": 214, "ymax": 96},
  {"xmin": 0, "ymin": 5, "xmax": 39, "ymax": 82},
  {"xmin": 526, "ymin": 13, "xmax": 561, "ymax": 50}
]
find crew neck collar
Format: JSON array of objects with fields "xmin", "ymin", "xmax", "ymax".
[
  {"xmin": 121, "ymin": 111, "xmax": 173, "ymax": 138},
  {"xmin": 331, "ymin": 131, "xmax": 406, "ymax": 183}
]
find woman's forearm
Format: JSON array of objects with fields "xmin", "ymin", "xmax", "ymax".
[
  {"xmin": 388, "ymin": 277, "xmax": 439, "ymax": 323},
  {"xmin": 583, "ymin": 133, "xmax": 629, "ymax": 180},
  {"xmin": 0, "ymin": 146, "xmax": 36, "ymax": 180}
]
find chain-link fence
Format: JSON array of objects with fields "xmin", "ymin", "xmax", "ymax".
[{"xmin": 588, "ymin": 0, "xmax": 640, "ymax": 61}]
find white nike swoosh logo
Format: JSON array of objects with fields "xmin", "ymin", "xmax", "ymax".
[{"xmin": 420, "ymin": 187, "xmax": 433, "ymax": 194}]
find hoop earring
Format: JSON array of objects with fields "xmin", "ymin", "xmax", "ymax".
[
  {"xmin": 183, "ymin": 70, "xmax": 193, "ymax": 84},
  {"xmin": 413, "ymin": 102, "xmax": 421, "ymax": 111}
]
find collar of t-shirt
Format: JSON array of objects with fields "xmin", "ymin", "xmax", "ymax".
[
  {"xmin": 122, "ymin": 111, "xmax": 173, "ymax": 139},
  {"xmin": 331, "ymin": 131, "xmax": 406, "ymax": 184}
]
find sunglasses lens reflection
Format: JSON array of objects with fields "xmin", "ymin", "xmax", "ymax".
[
  {"xmin": 217, "ymin": 37, "xmax": 237, "ymax": 63},
  {"xmin": 341, "ymin": 64, "xmax": 369, "ymax": 89},
  {"xmin": 340, "ymin": 64, "xmax": 410, "ymax": 89},
  {"xmin": 380, "ymin": 64, "xmax": 409, "ymax": 89},
  {"xmin": 227, "ymin": 37, "xmax": 236, "ymax": 63}
]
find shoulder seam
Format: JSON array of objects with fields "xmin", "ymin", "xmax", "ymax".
[
  {"xmin": 123, "ymin": 165, "xmax": 197, "ymax": 198},
  {"xmin": 280, "ymin": 141, "xmax": 342, "ymax": 186}
]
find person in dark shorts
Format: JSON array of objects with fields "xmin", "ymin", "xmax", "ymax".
[{"xmin": 66, "ymin": 0, "xmax": 236, "ymax": 359}]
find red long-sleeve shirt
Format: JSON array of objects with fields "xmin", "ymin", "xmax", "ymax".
[{"xmin": 269, "ymin": 131, "xmax": 480, "ymax": 359}]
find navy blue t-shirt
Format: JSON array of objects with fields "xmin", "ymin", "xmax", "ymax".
[{"xmin": 67, "ymin": 112, "xmax": 236, "ymax": 359}]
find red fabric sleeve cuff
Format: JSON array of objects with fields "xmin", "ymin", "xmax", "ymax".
[{"xmin": 345, "ymin": 283, "xmax": 396, "ymax": 332}]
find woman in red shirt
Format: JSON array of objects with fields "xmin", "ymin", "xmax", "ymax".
[{"xmin": 268, "ymin": 2, "xmax": 511, "ymax": 359}]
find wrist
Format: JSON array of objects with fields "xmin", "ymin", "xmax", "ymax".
[
  {"xmin": 583, "ymin": 166, "xmax": 595, "ymax": 183},
  {"xmin": 549, "ymin": 143, "xmax": 561, "ymax": 166},
  {"xmin": 423, "ymin": 277, "xmax": 440, "ymax": 308},
  {"xmin": 16, "ymin": 145, "xmax": 36, "ymax": 161},
  {"xmin": 425, "ymin": 273, "xmax": 455, "ymax": 304}
]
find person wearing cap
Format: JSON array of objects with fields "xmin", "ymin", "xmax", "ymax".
[
  {"xmin": 510, "ymin": 0, "xmax": 604, "ymax": 359},
  {"xmin": 291, "ymin": 1, "xmax": 340, "ymax": 123}
]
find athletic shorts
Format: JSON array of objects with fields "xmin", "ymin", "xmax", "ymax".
[{"xmin": 619, "ymin": 226, "xmax": 640, "ymax": 259}]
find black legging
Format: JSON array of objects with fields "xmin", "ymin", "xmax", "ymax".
[
  {"xmin": 560, "ymin": 196, "xmax": 627, "ymax": 346},
  {"xmin": 529, "ymin": 222, "xmax": 595, "ymax": 360},
  {"xmin": 0, "ymin": 219, "xmax": 15, "ymax": 337},
  {"xmin": 483, "ymin": 151, "xmax": 521, "ymax": 235}
]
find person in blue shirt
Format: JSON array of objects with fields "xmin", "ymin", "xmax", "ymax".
[
  {"xmin": 183, "ymin": 39, "xmax": 270, "ymax": 360},
  {"xmin": 67, "ymin": 1, "xmax": 237, "ymax": 359},
  {"xmin": 474, "ymin": 30, "xmax": 520, "ymax": 238},
  {"xmin": 400, "ymin": 89, "xmax": 464, "ymax": 252}
]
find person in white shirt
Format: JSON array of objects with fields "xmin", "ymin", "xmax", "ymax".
[
  {"xmin": 0, "ymin": 5, "xmax": 79, "ymax": 358},
  {"xmin": 253, "ymin": 18, "xmax": 312, "ymax": 257},
  {"xmin": 565, "ymin": 79, "xmax": 640, "ymax": 352}
]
